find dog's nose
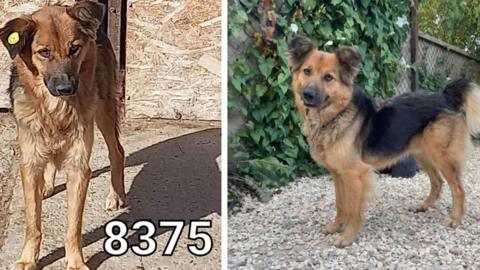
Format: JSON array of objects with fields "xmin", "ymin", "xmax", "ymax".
[
  {"xmin": 302, "ymin": 87, "xmax": 330, "ymax": 107},
  {"xmin": 55, "ymin": 84, "xmax": 75, "ymax": 95},
  {"xmin": 302, "ymin": 87, "xmax": 319, "ymax": 107},
  {"xmin": 45, "ymin": 73, "xmax": 77, "ymax": 97}
]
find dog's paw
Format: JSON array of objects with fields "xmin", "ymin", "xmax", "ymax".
[
  {"xmin": 446, "ymin": 217, "xmax": 461, "ymax": 228},
  {"xmin": 11, "ymin": 261, "xmax": 36, "ymax": 270},
  {"xmin": 322, "ymin": 222, "xmax": 343, "ymax": 235},
  {"xmin": 105, "ymin": 192, "xmax": 127, "ymax": 211},
  {"xmin": 67, "ymin": 262, "xmax": 90, "ymax": 270},
  {"xmin": 42, "ymin": 185, "xmax": 55, "ymax": 199},
  {"xmin": 334, "ymin": 237, "xmax": 354, "ymax": 248}
]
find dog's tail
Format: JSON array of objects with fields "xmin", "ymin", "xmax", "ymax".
[{"xmin": 443, "ymin": 79, "xmax": 480, "ymax": 135}]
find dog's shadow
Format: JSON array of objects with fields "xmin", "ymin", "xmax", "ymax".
[{"xmin": 36, "ymin": 128, "xmax": 221, "ymax": 269}]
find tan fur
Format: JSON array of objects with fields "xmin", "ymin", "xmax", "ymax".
[
  {"xmin": 290, "ymin": 43, "xmax": 471, "ymax": 247},
  {"xmin": 1, "ymin": 2, "xmax": 126, "ymax": 269},
  {"xmin": 462, "ymin": 83, "xmax": 480, "ymax": 135}
]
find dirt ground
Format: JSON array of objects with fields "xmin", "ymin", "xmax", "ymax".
[{"xmin": 0, "ymin": 113, "xmax": 221, "ymax": 269}]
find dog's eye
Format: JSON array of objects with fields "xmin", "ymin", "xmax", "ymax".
[
  {"xmin": 303, "ymin": 68, "xmax": 312, "ymax": 76},
  {"xmin": 69, "ymin": 45, "xmax": 81, "ymax": 56},
  {"xmin": 38, "ymin": 49, "xmax": 50, "ymax": 59},
  {"xmin": 324, "ymin": 74, "xmax": 334, "ymax": 82}
]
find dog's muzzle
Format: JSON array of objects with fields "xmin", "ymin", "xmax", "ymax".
[
  {"xmin": 44, "ymin": 73, "xmax": 78, "ymax": 97},
  {"xmin": 301, "ymin": 86, "xmax": 329, "ymax": 107}
]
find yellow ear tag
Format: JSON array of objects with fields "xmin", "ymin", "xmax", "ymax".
[{"xmin": 8, "ymin": 32, "xmax": 20, "ymax": 45}]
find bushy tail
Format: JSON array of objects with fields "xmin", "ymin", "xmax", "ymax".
[{"xmin": 443, "ymin": 79, "xmax": 480, "ymax": 135}]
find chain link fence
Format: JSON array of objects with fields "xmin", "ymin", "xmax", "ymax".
[{"xmin": 396, "ymin": 33, "xmax": 480, "ymax": 94}]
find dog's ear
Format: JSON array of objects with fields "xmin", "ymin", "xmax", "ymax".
[
  {"xmin": 288, "ymin": 36, "xmax": 315, "ymax": 71},
  {"xmin": 67, "ymin": 0, "xmax": 105, "ymax": 39},
  {"xmin": 0, "ymin": 17, "xmax": 37, "ymax": 74},
  {"xmin": 335, "ymin": 46, "xmax": 362, "ymax": 84}
]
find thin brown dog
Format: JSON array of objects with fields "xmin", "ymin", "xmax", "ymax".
[
  {"xmin": 288, "ymin": 36, "xmax": 480, "ymax": 247},
  {"xmin": 0, "ymin": 1, "xmax": 126, "ymax": 269}
]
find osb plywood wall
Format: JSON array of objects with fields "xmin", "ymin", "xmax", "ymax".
[
  {"xmin": 0, "ymin": 0, "xmax": 221, "ymax": 121},
  {"xmin": 126, "ymin": 0, "xmax": 220, "ymax": 120}
]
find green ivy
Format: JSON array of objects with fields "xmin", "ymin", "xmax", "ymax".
[{"xmin": 228, "ymin": 0, "xmax": 410, "ymax": 205}]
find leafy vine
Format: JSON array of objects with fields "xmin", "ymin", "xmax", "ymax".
[{"xmin": 228, "ymin": 0, "xmax": 410, "ymax": 206}]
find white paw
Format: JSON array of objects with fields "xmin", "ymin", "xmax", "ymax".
[
  {"xmin": 105, "ymin": 192, "xmax": 127, "ymax": 211},
  {"xmin": 43, "ymin": 185, "xmax": 55, "ymax": 199},
  {"xmin": 11, "ymin": 261, "xmax": 36, "ymax": 270},
  {"xmin": 67, "ymin": 262, "xmax": 90, "ymax": 270}
]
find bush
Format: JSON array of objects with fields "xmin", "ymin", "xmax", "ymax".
[
  {"xmin": 228, "ymin": 0, "xmax": 411, "ymax": 205},
  {"xmin": 418, "ymin": 64, "xmax": 448, "ymax": 92},
  {"xmin": 419, "ymin": 0, "xmax": 480, "ymax": 58}
]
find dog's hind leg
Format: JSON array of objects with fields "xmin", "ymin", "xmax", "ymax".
[
  {"xmin": 15, "ymin": 162, "xmax": 45, "ymax": 270},
  {"xmin": 432, "ymin": 156, "xmax": 465, "ymax": 227},
  {"xmin": 322, "ymin": 172, "xmax": 345, "ymax": 234},
  {"xmin": 95, "ymin": 99, "xmax": 126, "ymax": 211},
  {"xmin": 423, "ymin": 116, "xmax": 468, "ymax": 227},
  {"xmin": 410, "ymin": 154, "xmax": 443, "ymax": 212},
  {"xmin": 42, "ymin": 160, "xmax": 56, "ymax": 199}
]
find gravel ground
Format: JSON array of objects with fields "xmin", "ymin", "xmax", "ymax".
[{"xmin": 229, "ymin": 145, "xmax": 480, "ymax": 269}]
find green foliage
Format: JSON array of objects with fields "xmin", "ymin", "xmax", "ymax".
[
  {"xmin": 417, "ymin": 52, "xmax": 449, "ymax": 92},
  {"xmin": 416, "ymin": 49, "xmax": 479, "ymax": 93},
  {"xmin": 460, "ymin": 61, "xmax": 480, "ymax": 83},
  {"xmin": 418, "ymin": 65, "xmax": 448, "ymax": 92},
  {"xmin": 228, "ymin": 0, "xmax": 410, "ymax": 203},
  {"xmin": 419, "ymin": 0, "xmax": 480, "ymax": 57}
]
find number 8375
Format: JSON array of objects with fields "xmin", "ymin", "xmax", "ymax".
[{"xmin": 103, "ymin": 220, "xmax": 213, "ymax": 257}]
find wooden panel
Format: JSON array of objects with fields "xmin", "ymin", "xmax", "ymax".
[
  {"xmin": 125, "ymin": 0, "xmax": 221, "ymax": 120},
  {"xmin": 99, "ymin": 0, "xmax": 127, "ymax": 103}
]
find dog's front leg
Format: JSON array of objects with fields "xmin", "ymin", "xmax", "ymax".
[
  {"xmin": 15, "ymin": 163, "xmax": 45, "ymax": 270},
  {"xmin": 64, "ymin": 127, "xmax": 93, "ymax": 270},
  {"xmin": 323, "ymin": 172, "xmax": 345, "ymax": 234},
  {"xmin": 64, "ymin": 166, "xmax": 91, "ymax": 270},
  {"xmin": 42, "ymin": 160, "xmax": 57, "ymax": 198},
  {"xmin": 335, "ymin": 167, "xmax": 371, "ymax": 248}
]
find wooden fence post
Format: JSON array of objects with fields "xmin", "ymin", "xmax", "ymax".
[
  {"xmin": 410, "ymin": 0, "xmax": 419, "ymax": 92},
  {"xmin": 98, "ymin": 0, "xmax": 127, "ymax": 110}
]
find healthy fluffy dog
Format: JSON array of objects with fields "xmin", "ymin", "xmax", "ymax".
[
  {"xmin": 288, "ymin": 36, "xmax": 480, "ymax": 247},
  {"xmin": 0, "ymin": 1, "xmax": 126, "ymax": 269}
]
